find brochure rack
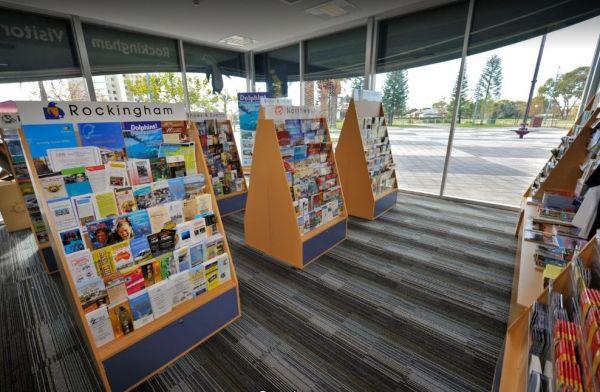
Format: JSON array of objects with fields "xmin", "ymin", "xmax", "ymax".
[
  {"xmin": 189, "ymin": 112, "xmax": 248, "ymax": 216},
  {"xmin": 516, "ymin": 94, "xmax": 600, "ymax": 234},
  {"xmin": 335, "ymin": 97, "xmax": 398, "ymax": 220},
  {"xmin": 16, "ymin": 101, "xmax": 240, "ymax": 392},
  {"xmin": 509, "ymin": 100, "xmax": 600, "ymax": 322},
  {"xmin": 244, "ymin": 106, "xmax": 348, "ymax": 269},
  {"xmin": 0, "ymin": 105, "xmax": 58, "ymax": 273},
  {"xmin": 499, "ymin": 237, "xmax": 600, "ymax": 391}
]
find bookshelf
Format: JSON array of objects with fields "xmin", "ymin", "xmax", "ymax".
[
  {"xmin": 499, "ymin": 236, "xmax": 600, "ymax": 391},
  {"xmin": 0, "ymin": 104, "xmax": 58, "ymax": 273},
  {"xmin": 15, "ymin": 101, "xmax": 241, "ymax": 392},
  {"xmin": 244, "ymin": 105, "xmax": 348, "ymax": 269},
  {"xmin": 189, "ymin": 112, "xmax": 248, "ymax": 216},
  {"xmin": 335, "ymin": 95, "xmax": 398, "ymax": 220}
]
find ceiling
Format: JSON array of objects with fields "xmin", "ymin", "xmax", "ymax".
[{"xmin": 2, "ymin": 0, "xmax": 452, "ymax": 51}]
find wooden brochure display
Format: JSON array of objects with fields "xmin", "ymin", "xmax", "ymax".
[
  {"xmin": 16, "ymin": 101, "xmax": 241, "ymax": 392},
  {"xmin": 244, "ymin": 106, "xmax": 348, "ymax": 269},
  {"xmin": 1, "ymin": 103, "xmax": 58, "ymax": 273},
  {"xmin": 335, "ymin": 98, "xmax": 398, "ymax": 220},
  {"xmin": 189, "ymin": 112, "xmax": 248, "ymax": 216}
]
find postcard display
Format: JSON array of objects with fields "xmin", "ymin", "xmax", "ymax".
[
  {"xmin": 15, "ymin": 101, "xmax": 240, "ymax": 392},
  {"xmin": 190, "ymin": 112, "xmax": 248, "ymax": 215},
  {"xmin": 335, "ymin": 92, "xmax": 398, "ymax": 220},
  {"xmin": 500, "ymin": 236, "xmax": 600, "ymax": 392},
  {"xmin": 0, "ymin": 109, "xmax": 58, "ymax": 272},
  {"xmin": 509, "ymin": 95, "xmax": 600, "ymax": 327},
  {"xmin": 244, "ymin": 105, "xmax": 348, "ymax": 269}
]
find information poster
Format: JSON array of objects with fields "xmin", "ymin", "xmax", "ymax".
[{"xmin": 238, "ymin": 92, "xmax": 270, "ymax": 167}]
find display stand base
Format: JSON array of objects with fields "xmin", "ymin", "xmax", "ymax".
[
  {"xmin": 373, "ymin": 189, "xmax": 398, "ymax": 219},
  {"xmin": 103, "ymin": 287, "xmax": 240, "ymax": 392},
  {"xmin": 39, "ymin": 245, "xmax": 58, "ymax": 274},
  {"xmin": 216, "ymin": 192, "xmax": 247, "ymax": 216},
  {"xmin": 302, "ymin": 218, "xmax": 347, "ymax": 266}
]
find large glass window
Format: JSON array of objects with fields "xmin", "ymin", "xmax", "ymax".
[
  {"xmin": 0, "ymin": 7, "xmax": 88, "ymax": 102},
  {"xmin": 444, "ymin": 6, "xmax": 600, "ymax": 206},
  {"xmin": 82, "ymin": 22, "xmax": 183, "ymax": 103},
  {"xmin": 255, "ymin": 44, "xmax": 300, "ymax": 104},
  {"xmin": 375, "ymin": 60, "xmax": 461, "ymax": 195},
  {"xmin": 304, "ymin": 27, "xmax": 367, "ymax": 131},
  {"xmin": 375, "ymin": 2, "xmax": 468, "ymax": 195}
]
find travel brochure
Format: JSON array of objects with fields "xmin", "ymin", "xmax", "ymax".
[
  {"xmin": 21, "ymin": 118, "xmax": 232, "ymax": 348},
  {"xmin": 196, "ymin": 119, "xmax": 246, "ymax": 197},
  {"xmin": 275, "ymin": 116, "xmax": 345, "ymax": 234},
  {"xmin": 358, "ymin": 116, "xmax": 396, "ymax": 196},
  {"xmin": 238, "ymin": 92, "xmax": 270, "ymax": 167}
]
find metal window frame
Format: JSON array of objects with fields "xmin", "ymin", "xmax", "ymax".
[
  {"xmin": 70, "ymin": 15, "xmax": 96, "ymax": 101},
  {"xmin": 299, "ymin": 41, "xmax": 305, "ymax": 105},
  {"xmin": 178, "ymin": 40, "xmax": 190, "ymax": 111},
  {"xmin": 439, "ymin": 0, "xmax": 475, "ymax": 197}
]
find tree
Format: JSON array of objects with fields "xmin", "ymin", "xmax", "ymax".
[
  {"xmin": 492, "ymin": 100, "xmax": 526, "ymax": 119},
  {"xmin": 447, "ymin": 70, "xmax": 469, "ymax": 123},
  {"xmin": 45, "ymin": 78, "xmax": 88, "ymax": 101},
  {"xmin": 316, "ymin": 79, "xmax": 341, "ymax": 127},
  {"xmin": 432, "ymin": 100, "xmax": 448, "ymax": 118},
  {"xmin": 538, "ymin": 66, "xmax": 589, "ymax": 119},
  {"xmin": 473, "ymin": 54, "xmax": 503, "ymax": 124},
  {"xmin": 382, "ymin": 70, "xmax": 408, "ymax": 125},
  {"xmin": 350, "ymin": 77, "xmax": 364, "ymax": 93},
  {"xmin": 124, "ymin": 73, "xmax": 221, "ymax": 111}
]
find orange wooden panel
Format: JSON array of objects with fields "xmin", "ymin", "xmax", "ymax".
[{"xmin": 335, "ymin": 100, "xmax": 375, "ymax": 219}]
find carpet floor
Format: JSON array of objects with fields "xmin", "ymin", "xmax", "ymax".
[{"xmin": 0, "ymin": 192, "xmax": 517, "ymax": 392}]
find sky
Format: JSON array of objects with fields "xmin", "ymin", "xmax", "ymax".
[
  {"xmin": 1, "ymin": 16, "xmax": 599, "ymax": 108},
  {"xmin": 375, "ymin": 15, "xmax": 600, "ymax": 109}
]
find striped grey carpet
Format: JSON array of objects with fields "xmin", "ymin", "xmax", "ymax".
[{"xmin": 0, "ymin": 192, "xmax": 517, "ymax": 392}]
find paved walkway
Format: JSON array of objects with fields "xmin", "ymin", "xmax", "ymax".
[
  {"xmin": 389, "ymin": 126, "xmax": 566, "ymax": 206},
  {"xmin": 331, "ymin": 126, "xmax": 566, "ymax": 207}
]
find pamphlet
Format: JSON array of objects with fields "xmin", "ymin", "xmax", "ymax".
[
  {"xmin": 85, "ymin": 165, "xmax": 110, "ymax": 193},
  {"xmin": 47, "ymin": 197, "xmax": 79, "ymax": 231},
  {"xmin": 170, "ymin": 271, "xmax": 193, "ymax": 306},
  {"xmin": 128, "ymin": 289, "xmax": 154, "ymax": 329},
  {"xmin": 65, "ymin": 249, "xmax": 98, "ymax": 284},
  {"xmin": 147, "ymin": 279, "xmax": 173, "ymax": 318},
  {"xmin": 78, "ymin": 122, "xmax": 126, "ymax": 162},
  {"xmin": 48, "ymin": 146, "xmax": 102, "ymax": 172},
  {"xmin": 122, "ymin": 121, "xmax": 163, "ymax": 159},
  {"xmin": 62, "ymin": 167, "xmax": 93, "ymax": 197},
  {"xmin": 39, "ymin": 173, "xmax": 68, "ymax": 200},
  {"xmin": 94, "ymin": 191, "xmax": 119, "ymax": 218},
  {"xmin": 72, "ymin": 194, "xmax": 98, "ymax": 227},
  {"xmin": 85, "ymin": 305, "xmax": 115, "ymax": 347}
]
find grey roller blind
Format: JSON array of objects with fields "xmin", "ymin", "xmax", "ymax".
[
  {"xmin": 83, "ymin": 23, "xmax": 180, "ymax": 75},
  {"xmin": 0, "ymin": 7, "xmax": 81, "ymax": 82},
  {"xmin": 304, "ymin": 26, "xmax": 366, "ymax": 81},
  {"xmin": 184, "ymin": 42, "xmax": 245, "ymax": 78},
  {"xmin": 376, "ymin": 0, "xmax": 600, "ymax": 73}
]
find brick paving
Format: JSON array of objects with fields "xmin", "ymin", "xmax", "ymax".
[{"xmin": 331, "ymin": 126, "xmax": 567, "ymax": 207}]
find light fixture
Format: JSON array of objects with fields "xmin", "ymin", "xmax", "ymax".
[
  {"xmin": 219, "ymin": 35, "xmax": 259, "ymax": 48},
  {"xmin": 305, "ymin": 0, "xmax": 355, "ymax": 18}
]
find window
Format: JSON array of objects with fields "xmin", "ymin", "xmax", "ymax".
[
  {"xmin": 443, "ymin": 3, "xmax": 600, "ymax": 206},
  {"xmin": 375, "ymin": 2, "xmax": 468, "ymax": 194},
  {"xmin": 0, "ymin": 7, "xmax": 87, "ymax": 102},
  {"xmin": 255, "ymin": 44, "xmax": 300, "ymax": 104},
  {"xmin": 82, "ymin": 23, "xmax": 183, "ymax": 103},
  {"xmin": 304, "ymin": 27, "xmax": 367, "ymax": 130}
]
